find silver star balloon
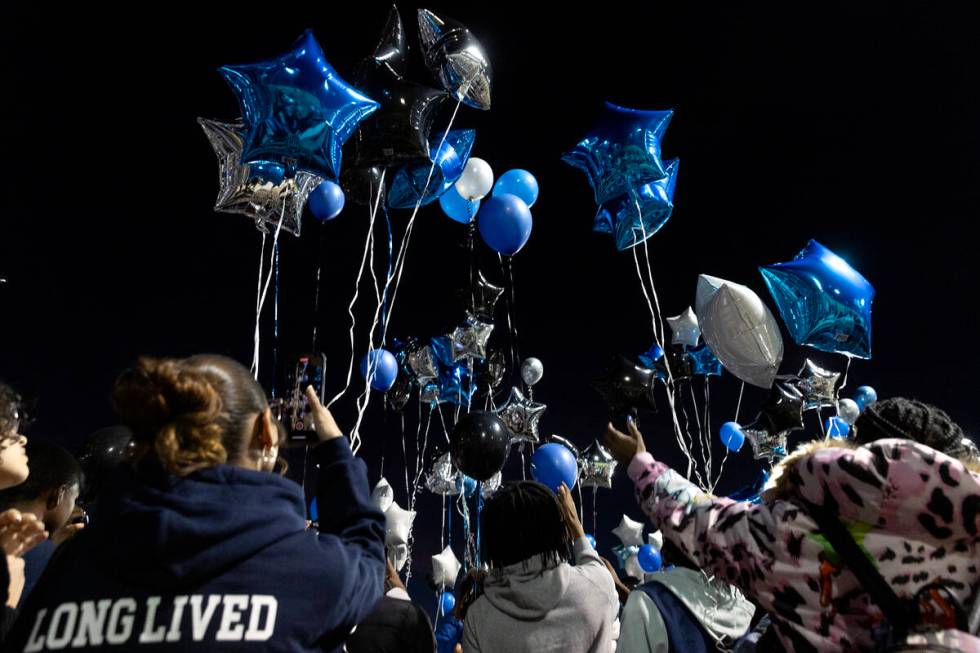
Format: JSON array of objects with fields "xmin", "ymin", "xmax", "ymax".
[
  {"xmin": 667, "ymin": 307, "xmax": 701, "ymax": 348},
  {"xmin": 612, "ymin": 514, "xmax": 645, "ymax": 547},
  {"xmin": 578, "ymin": 440, "xmax": 618, "ymax": 490},
  {"xmin": 495, "ymin": 387, "xmax": 546, "ymax": 444},
  {"xmin": 384, "ymin": 501, "xmax": 416, "ymax": 547},
  {"xmin": 418, "ymin": 9, "xmax": 492, "ymax": 110},
  {"xmin": 481, "ymin": 471, "xmax": 502, "ymax": 498},
  {"xmin": 793, "ymin": 359, "xmax": 841, "ymax": 410},
  {"xmin": 425, "ymin": 452, "xmax": 461, "ymax": 496},
  {"xmin": 431, "ymin": 545, "xmax": 462, "ymax": 588},
  {"xmin": 407, "ymin": 345, "xmax": 439, "ymax": 383},
  {"xmin": 372, "ymin": 478, "xmax": 394, "ymax": 513},
  {"xmin": 450, "ymin": 315, "xmax": 494, "ymax": 362},
  {"xmin": 198, "ymin": 118, "xmax": 321, "ymax": 237}
]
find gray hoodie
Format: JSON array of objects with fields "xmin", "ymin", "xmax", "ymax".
[
  {"xmin": 462, "ymin": 537, "xmax": 619, "ymax": 653},
  {"xmin": 617, "ymin": 567, "xmax": 755, "ymax": 653}
]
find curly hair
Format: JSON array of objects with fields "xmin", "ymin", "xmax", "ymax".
[
  {"xmin": 0, "ymin": 380, "xmax": 26, "ymax": 454},
  {"xmin": 111, "ymin": 355, "xmax": 269, "ymax": 476}
]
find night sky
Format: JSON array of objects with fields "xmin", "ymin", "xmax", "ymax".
[{"xmin": 3, "ymin": 1, "xmax": 979, "ymax": 612}]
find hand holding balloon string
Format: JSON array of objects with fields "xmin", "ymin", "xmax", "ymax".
[{"xmin": 556, "ymin": 483, "xmax": 585, "ymax": 541}]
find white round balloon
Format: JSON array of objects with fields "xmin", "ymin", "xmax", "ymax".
[
  {"xmin": 455, "ymin": 157, "xmax": 494, "ymax": 200},
  {"xmin": 520, "ymin": 357, "xmax": 544, "ymax": 386},
  {"xmin": 837, "ymin": 398, "xmax": 861, "ymax": 425}
]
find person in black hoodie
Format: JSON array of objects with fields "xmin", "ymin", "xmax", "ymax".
[{"xmin": 6, "ymin": 354, "xmax": 386, "ymax": 652}]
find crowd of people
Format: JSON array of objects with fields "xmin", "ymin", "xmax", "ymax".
[{"xmin": 1, "ymin": 354, "xmax": 979, "ymax": 652}]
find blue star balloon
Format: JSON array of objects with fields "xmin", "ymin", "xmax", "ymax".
[
  {"xmin": 430, "ymin": 335, "xmax": 455, "ymax": 368},
  {"xmin": 219, "ymin": 30, "xmax": 380, "ymax": 180},
  {"xmin": 438, "ymin": 361, "xmax": 475, "ymax": 407},
  {"xmin": 597, "ymin": 158, "xmax": 680, "ymax": 251},
  {"xmin": 387, "ymin": 129, "xmax": 475, "ymax": 209},
  {"xmin": 727, "ymin": 468, "xmax": 769, "ymax": 504},
  {"xmin": 759, "ymin": 240, "xmax": 875, "ymax": 359},
  {"xmin": 611, "ymin": 544, "xmax": 640, "ymax": 571},
  {"xmin": 562, "ymin": 102, "xmax": 673, "ymax": 206},
  {"xmin": 638, "ymin": 344, "xmax": 664, "ymax": 368},
  {"xmin": 689, "ymin": 344, "xmax": 723, "ymax": 377}
]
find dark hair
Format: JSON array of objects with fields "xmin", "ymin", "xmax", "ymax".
[
  {"xmin": 0, "ymin": 381, "xmax": 25, "ymax": 451},
  {"xmin": 480, "ymin": 480, "xmax": 570, "ymax": 569},
  {"xmin": 0, "ymin": 441, "xmax": 83, "ymax": 508},
  {"xmin": 660, "ymin": 538, "xmax": 696, "ymax": 571},
  {"xmin": 854, "ymin": 398, "xmax": 968, "ymax": 457},
  {"xmin": 111, "ymin": 355, "xmax": 268, "ymax": 476}
]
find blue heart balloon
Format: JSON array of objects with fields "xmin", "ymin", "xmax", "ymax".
[
  {"xmin": 760, "ymin": 240, "xmax": 875, "ymax": 359},
  {"xmin": 387, "ymin": 130, "xmax": 475, "ymax": 209},
  {"xmin": 562, "ymin": 102, "xmax": 673, "ymax": 205},
  {"xmin": 220, "ymin": 30, "xmax": 379, "ymax": 180}
]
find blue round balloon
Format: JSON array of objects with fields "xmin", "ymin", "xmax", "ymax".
[
  {"xmin": 360, "ymin": 349, "xmax": 399, "ymax": 392},
  {"xmin": 456, "ymin": 475, "xmax": 477, "ymax": 498},
  {"xmin": 637, "ymin": 544, "xmax": 662, "ymax": 573},
  {"xmin": 826, "ymin": 416, "xmax": 851, "ymax": 439},
  {"xmin": 309, "ymin": 497, "xmax": 318, "ymax": 522},
  {"xmin": 439, "ymin": 186, "xmax": 481, "ymax": 224},
  {"xmin": 585, "ymin": 534, "xmax": 597, "ymax": 549},
  {"xmin": 720, "ymin": 422, "xmax": 745, "ymax": 452},
  {"xmin": 853, "ymin": 386, "xmax": 878, "ymax": 411},
  {"xmin": 308, "ymin": 180, "xmax": 346, "ymax": 222},
  {"xmin": 440, "ymin": 592, "xmax": 456, "ymax": 615},
  {"xmin": 478, "ymin": 194, "xmax": 533, "ymax": 256},
  {"xmin": 531, "ymin": 443, "xmax": 578, "ymax": 492},
  {"xmin": 493, "ymin": 169, "xmax": 539, "ymax": 207}
]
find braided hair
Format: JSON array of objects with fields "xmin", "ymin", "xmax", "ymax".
[{"xmin": 481, "ymin": 480, "xmax": 570, "ymax": 569}]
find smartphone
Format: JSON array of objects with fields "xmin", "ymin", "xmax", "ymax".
[{"xmin": 286, "ymin": 353, "xmax": 327, "ymax": 443}]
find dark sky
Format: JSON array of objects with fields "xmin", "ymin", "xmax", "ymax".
[{"xmin": 3, "ymin": 1, "xmax": 979, "ymax": 610}]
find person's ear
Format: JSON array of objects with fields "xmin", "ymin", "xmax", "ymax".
[
  {"xmin": 46, "ymin": 485, "xmax": 68, "ymax": 511},
  {"xmin": 251, "ymin": 408, "xmax": 276, "ymax": 451}
]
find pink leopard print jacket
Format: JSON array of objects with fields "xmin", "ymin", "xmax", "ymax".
[{"xmin": 628, "ymin": 438, "xmax": 980, "ymax": 653}]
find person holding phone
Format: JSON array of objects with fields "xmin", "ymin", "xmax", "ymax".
[{"xmin": 7, "ymin": 355, "xmax": 386, "ymax": 652}]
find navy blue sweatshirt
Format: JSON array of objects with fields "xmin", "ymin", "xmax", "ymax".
[{"xmin": 6, "ymin": 438, "xmax": 385, "ymax": 652}]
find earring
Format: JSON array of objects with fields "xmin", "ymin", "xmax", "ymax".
[{"xmin": 260, "ymin": 446, "xmax": 276, "ymax": 470}]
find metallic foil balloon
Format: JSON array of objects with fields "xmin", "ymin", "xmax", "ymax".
[
  {"xmin": 451, "ymin": 411, "xmax": 511, "ymax": 481},
  {"xmin": 597, "ymin": 158, "xmax": 679, "ymax": 251},
  {"xmin": 340, "ymin": 164, "xmax": 385, "ymax": 206},
  {"xmin": 387, "ymin": 129, "xmax": 475, "ymax": 209},
  {"xmin": 792, "ymin": 359, "xmax": 841, "ymax": 411},
  {"xmin": 482, "ymin": 471, "xmax": 502, "ymax": 498},
  {"xmin": 578, "ymin": 440, "xmax": 617, "ymax": 490},
  {"xmin": 389, "ymin": 542, "xmax": 409, "ymax": 573},
  {"xmin": 351, "ymin": 8, "xmax": 448, "ymax": 168},
  {"xmin": 467, "ymin": 270, "xmax": 504, "ymax": 321},
  {"xmin": 728, "ymin": 468, "xmax": 769, "ymax": 504},
  {"xmin": 438, "ymin": 361, "xmax": 475, "ymax": 407},
  {"xmin": 562, "ymin": 102, "xmax": 673, "ymax": 206},
  {"xmin": 548, "ymin": 435, "xmax": 580, "ymax": 458},
  {"xmin": 384, "ymin": 501, "xmax": 416, "ymax": 547},
  {"xmin": 592, "ymin": 355, "xmax": 658, "ymax": 416},
  {"xmin": 450, "ymin": 314, "xmax": 494, "ymax": 361},
  {"xmin": 638, "ymin": 344, "xmax": 664, "ymax": 368},
  {"xmin": 430, "ymin": 335, "xmax": 455, "ymax": 367},
  {"xmin": 475, "ymin": 349, "xmax": 507, "ymax": 393},
  {"xmin": 407, "ymin": 344, "xmax": 439, "ymax": 383},
  {"xmin": 219, "ymin": 30, "xmax": 379, "ymax": 180},
  {"xmin": 417, "ymin": 9, "xmax": 492, "ymax": 110},
  {"xmin": 667, "ymin": 306, "xmax": 701, "ymax": 348},
  {"xmin": 495, "ymin": 387, "xmax": 546, "ymax": 444},
  {"xmin": 689, "ymin": 344, "xmax": 723, "ymax": 377},
  {"xmin": 432, "ymin": 545, "xmax": 462, "ymax": 589},
  {"xmin": 420, "ymin": 381, "xmax": 441, "ymax": 406},
  {"xmin": 652, "ymin": 348, "xmax": 694, "ymax": 383},
  {"xmin": 425, "ymin": 452, "xmax": 460, "ymax": 496},
  {"xmin": 648, "ymin": 531, "xmax": 664, "ymax": 550},
  {"xmin": 696, "ymin": 275, "xmax": 784, "ymax": 389},
  {"xmin": 385, "ymin": 373, "xmax": 413, "ymax": 412},
  {"xmin": 198, "ymin": 118, "xmax": 321, "ymax": 236},
  {"xmin": 742, "ymin": 381, "xmax": 805, "ymax": 461},
  {"xmin": 77, "ymin": 425, "xmax": 133, "ymax": 504},
  {"xmin": 372, "ymin": 477, "xmax": 394, "ymax": 513},
  {"xmin": 760, "ymin": 240, "xmax": 875, "ymax": 359},
  {"xmin": 611, "ymin": 544, "xmax": 642, "ymax": 577},
  {"xmin": 520, "ymin": 357, "xmax": 544, "ymax": 387},
  {"xmin": 613, "ymin": 514, "xmax": 645, "ymax": 547}
]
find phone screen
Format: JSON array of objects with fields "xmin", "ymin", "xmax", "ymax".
[{"xmin": 287, "ymin": 353, "xmax": 327, "ymax": 442}]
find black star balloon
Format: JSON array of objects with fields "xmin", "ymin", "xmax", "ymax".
[
  {"xmin": 495, "ymin": 387, "xmax": 546, "ymax": 444},
  {"xmin": 742, "ymin": 381, "xmax": 805, "ymax": 461},
  {"xmin": 418, "ymin": 9, "xmax": 492, "ymax": 110},
  {"xmin": 791, "ymin": 359, "xmax": 841, "ymax": 411},
  {"xmin": 593, "ymin": 356, "xmax": 658, "ymax": 417},
  {"xmin": 351, "ymin": 7, "xmax": 448, "ymax": 169},
  {"xmin": 578, "ymin": 440, "xmax": 618, "ymax": 490},
  {"xmin": 465, "ymin": 270, "xmax": 505, "ymax": 321},
  {"xmin": 653, "ymin": 347, "xmax": 694, "ymax": 383}
]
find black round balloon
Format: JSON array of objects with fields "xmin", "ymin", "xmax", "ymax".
[
  {"xmin": 450, "ymin": 411, "xmax": 510, "ymax": 481},
  {"xmin": 77, "ymin": 425, "xmax": 133, "ymax": 503}
]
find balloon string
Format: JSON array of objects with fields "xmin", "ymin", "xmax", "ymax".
[
  {"xmin": 251, "ymin": 205, "xmax": 286, "ymax": 380},
  {"xmin": 734, "ymin": 381, "xmax": 746, "ymax": 422},
  {"xmin": 310, "ymin": 222, "xmax": 326, "ymax": 352},
  {"xmin": 380, "ymin": 201, "xmax": 394, "ymax": 342},
  {"xmin": 476, "ymin": 488, "xmax": 484, "ymax": 568},
  {"xmin": 436, "ymin": 401, "xmax": 451, "ymax": 446},
  {"xmin": 499, "ymin": 254, "xmax": 521, "ymax": 378},
  {"xmin": 353, "ymin": 100, "xmax": 465, "ymax": 446},
  {"xmin": 271, "ymin": 241, "xmax": 281, "ymax": 398},
  {"xmin": 817, "ymin": 406, "xmax": 828, "ymax": 440},
  {"xmin": 379, "ymin": 99, "xmax": 464, "ymax": 348},
  {"xmin": 838, "ymin": 356, "xmax": 853, "ymax": 395},
  {"xmin": 411, "ymin": 406, "xmax": 433, "ymax": 512},
  {"xmin": 327, "ymin": 169, "xmax": 387, "ymax": 409},
  {"xmin": 576, "ymin": 482, "xmax": 584, "ymax": 526},
  {"xmin": 686, "ymin": 381, "xmax": 711, "ymax": 486},
  {"xmin": 630, "ymin": 244, "xmax": 701, "ymax": 487},
  {"xmin": 592, "ymin": 488, "xmax": 598, "ymax": 536}
]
